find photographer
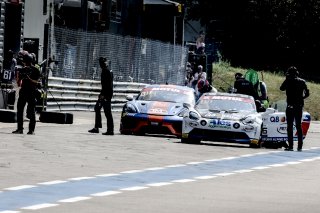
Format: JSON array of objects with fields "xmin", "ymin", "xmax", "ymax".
[{"xmin": 12, "ymin": 53, "xmax": 41, "ymax": 135}]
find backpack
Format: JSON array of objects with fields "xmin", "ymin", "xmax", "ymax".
[
  {"xmin": 198, "ymin": 79, "xmax": 212, "ymax": 93},
  {"xmin": 244, "ymin": 69, "xmax": 260, "ymax": 98}
]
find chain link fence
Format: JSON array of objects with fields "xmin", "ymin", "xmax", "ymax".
[{"xmin": 49, "ymin": 26, "xmax": 188, "ymax": 85}]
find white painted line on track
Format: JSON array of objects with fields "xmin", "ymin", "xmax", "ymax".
[
  {"xmin": 186, "ymin": 162, "xmax": 204, "ymax": 165},
  {"xmin": 96, "ymin": 173, "xmax": 120, "ymax": 177},
  {"xmin": 147, "ymin": 182, "xmax": 173, "ymax": 187},
  {"xmin": 5, "ymin": 185, "xmax": 36, "ymax": 191},
  {"xmin": 91, "ymin": 191, "xmax": 122, "ymax": 197},
  {"xmin": 194, "ymin": 175, "xmax": 217, "ymax": 180},
  {"xmin": 310, "ymin": 147, "xmax": 320, "ymax": 149},
  {"xmin": 269, "ymin": 163, "xmax": 286, "ymax": 167},
  {"xmin": 58, "ymin": 197, "xmax": 91, "ymax": 203},
  {"xmin": 221, "ymin": 156, "xmax": 240, "ymax": 160},
  {"xmin": 0, "ymin": 211, "xmax": 20, "ymax": 213},
  {"xmin": 121, "ymin": 170, "xmax": 143, "ymax": 174},
  {"xmin": 21, "ymin": 203, "xmax": 58, "ymax": 210},
  {"xmin": 214, "ymin": 172, "xmax": 235, "ymax": 176},
  {"xmin": 300, "ymin": 158, "xmax": 316, "ymax": 162},
  {"xmin": 205, "ymin": 159, "xmax": 223, "ymax": 162},
  {"xmin": 251, "ymin": 166, "xmax": 270, "ymax": 170},
  {"xmin": 68, "ymin": 177, "xmax": 95, "ymax": 181},
  {"xmin": 234, "ymin": 169, "xmax": 254, "ymax": 173},
  {"xmin": 38, "ymin": 180, "xmax": 68, "ymax": 185},
  {"xmin": 241, "ymin": 154, "xmax": 255, "ymax": 157},
  {"xmin": 172, "ymin": 179, "xmax": 196, "ymax": 183},
  {"xmin": 254, "ymin": 151, "xmax": 272, "ymax": 155},
  {"xmin": 285, "ymin": 161, "xmax": 302, "ymax": 165},
  {"xmin": 120, "ymin": 186, "xmax": 149, "ymax": 191},
  {"xmin": 144, "ymin": 167, "xmax": 165, "ymax": 171},
  {"xmin": 165, "ymin": 164, "xmax": 186, "ymax": 168}
]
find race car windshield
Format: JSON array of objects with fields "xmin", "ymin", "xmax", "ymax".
[
  {"xmin": 137, "ymin": 88, "xmax": 195, "ymax": 105},
  {"xmin": 196, "ymin": 99, "xmax": 256, "ymax": 113}
]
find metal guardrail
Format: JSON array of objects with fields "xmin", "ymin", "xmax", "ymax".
[{"xmin": 46, "ymin": 77, "xmax": 147, "ymax": 112}]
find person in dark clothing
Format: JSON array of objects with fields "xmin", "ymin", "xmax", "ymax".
[
  {"xmin": 12, "ymin": 53, "xmax": 41, "ymax": 135},
  {"xmin": 88, "ymin": 57, "xmax": 114, "ymax": 135},
  {"xmin": 234, "ymin": 73, "xmax": 257, "ymax": 99},
  {"xmin": 280, "ymin": 66, "xmax": 309, "ymax": 151}
]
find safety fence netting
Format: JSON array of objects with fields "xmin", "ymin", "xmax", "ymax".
[{"xmin": 49, "ymin": 26, "xmax": 188, "ymax": 85}]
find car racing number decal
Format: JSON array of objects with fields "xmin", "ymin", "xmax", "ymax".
[{"xmin": 148, "ymin": 102, "xmax": 169, "ymax": 114}]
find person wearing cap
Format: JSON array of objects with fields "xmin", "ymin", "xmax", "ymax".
[
  {"xmin": 12, "ymin": 53, "xmax": 41, "ymax": 135},
  {"xmin": 88, "ymin": 57, "xmax": 114, "ymax": 135},
  {"xmin": 280, "ymin": 66, "xmax": 309, "ymax": 151}
]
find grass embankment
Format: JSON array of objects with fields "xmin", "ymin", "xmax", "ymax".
[{"xmin": 211, "ymin": 61, "xmax": 320, "ymax": 121}]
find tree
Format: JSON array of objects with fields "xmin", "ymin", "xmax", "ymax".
[{"xmin": 179, "ymin": 0, "xmax": 320, "ymax": 81}]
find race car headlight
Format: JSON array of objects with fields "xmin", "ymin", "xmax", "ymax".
[
  {"xmin": 189, "ymin": 111, "xmax": 200, "ymax": 120},
  {"xmin": 241, "ymin": 116, "xmax": 256, "ymax": 124},
  {"xmin": 178, "ymin": 108, "xmax": 188, "ymax": 117},
  {"xmin": 124, "ymin": 103, "xmax": 137, "ymax": 113}
]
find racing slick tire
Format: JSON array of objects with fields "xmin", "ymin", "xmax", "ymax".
[
  {"xmin": 0, "ymin": 109, "xmax": 17, "ymax": 123},
  {"xmin": 249, "ymin": 142, "xmax": 261, "ymax": 148},
  {"xmin": 39, "ymin": 111, "xmax": 73, "ymax": 124},
  {"xmin": 120, "ymin": 130, "xmax": 132, "ymax": 135},
  {"xmin": 181, "ymin": 138, "xmax": 201, "ymax": 144}
]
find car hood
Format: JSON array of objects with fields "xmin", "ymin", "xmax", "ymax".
[
  {"xmin": 197, "ymin": 109, "xmax": 255, "ymax": 121},
  {"xmin": 133, "ymin": 101, "xmax": 184, "ymax": 116}
]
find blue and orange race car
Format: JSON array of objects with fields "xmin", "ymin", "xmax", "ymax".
[{"xmin": 120, "ymin": 84, "xmax": 196, "ymax": 137}]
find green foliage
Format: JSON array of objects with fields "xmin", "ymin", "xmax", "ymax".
[
  {"xmin": 212, "ymin": 62, "xmax": 320, "ymax": 120},
  {"xmin": 180, "ymin": 0, "xmax": 320, "ymax": 79}
]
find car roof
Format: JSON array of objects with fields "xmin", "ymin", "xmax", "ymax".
[
  {"xmin": 144, "ymin": 84, "xmax": 195, "ymax": 92},
  {"xmin": 202, "ymin": 92, "xmax": 254, "ymax": 100}
]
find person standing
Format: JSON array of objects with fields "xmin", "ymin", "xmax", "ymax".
[
  {"xmin": 88, "ymin": 57, "xmax": 114, "ymax": 135},
  {"xmin": 234, "ymin": 72, "xmax": 257, "ymax": 99},
  {"xmin": 12, "ymin": 53, "xmax": 41, "ymax": 135},
  {"xmin": 280, "ymin": 66, "xmax": 309, "ymax": 151}
]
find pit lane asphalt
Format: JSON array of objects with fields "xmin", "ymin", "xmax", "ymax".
[{"xmin": 1, "ymin": 111, "xmax": 320, "ymax": 213}]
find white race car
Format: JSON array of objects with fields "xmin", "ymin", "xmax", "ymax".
[
  {"xmin": 181, "ymin": 92, "xmax": 312, "ymax": 148},
  {"xmin": 181, "ymin": 92, "xmax": 263, "ymax": 147},
  {"xmin": 260, "ymin": 107, "xmax": 311, "ymax": 148}
]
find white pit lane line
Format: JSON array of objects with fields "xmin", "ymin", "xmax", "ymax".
[
  {"xmin": 194, "ymin": 175, "xmax": 218, "ymax": 180},
  {"xmin": 120, "ymin": 186, "xmax": 149, "ymax": 191},
  {"xmin": 68, "ymin": 177, "xmax": 96, "ymax": 181},
  {"xmin": 147, "ymin": 182, "xmax": 174, "ymax": 187},
  {"xmin": 4, "ymin": 185, "xmax": 36, "ymax": 191},
  {"xmin": 58, "ymin": 197, "xmax": 91, "ymax": 203},
  {"xmin": 91, "ymin": 191, "xmax": 122, "ymax": 197},
  {"xmin": 38, "ymin": 180, "xmax": 68, "ymax": 185},
  {"xmin": 21, "ymin": 203, "xmax": 58, "ymax": 210},
  {"xmin": 2, "ymin": 148, "xmax": 320, "ymax": 212}
]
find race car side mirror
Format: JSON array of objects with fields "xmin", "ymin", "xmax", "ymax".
[{"xmin": 126, "ymin": 95, "xmax": 133, "ymax": 101}]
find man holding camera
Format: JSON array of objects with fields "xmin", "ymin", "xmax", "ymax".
[
  {"xmin": 12, "ymin": 53, "xmax": 41, "ymax": 135},
  {"xmin": 280, "ymin": 66, "xmax": 310, "ymax": 151}
]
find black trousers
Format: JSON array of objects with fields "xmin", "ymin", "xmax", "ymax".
[
  {"xmin": 286, "ymin": 105, "xmax": 303, "ymax": 149},
  {"xmin": 17, "ymin": 94, "xmax": 36, "ymax": 132},
  {"xmin": 94, "ymin": 99, "xmax": 114, "ymax": 132}
]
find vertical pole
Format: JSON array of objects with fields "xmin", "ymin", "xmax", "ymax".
[
  {"xmin": 173, "ymin": 16, "xmax": 176, "ymax": 46},
  {"xmin": 81, "ymin": 0, "xmax": 88, "ymax": 31}
]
